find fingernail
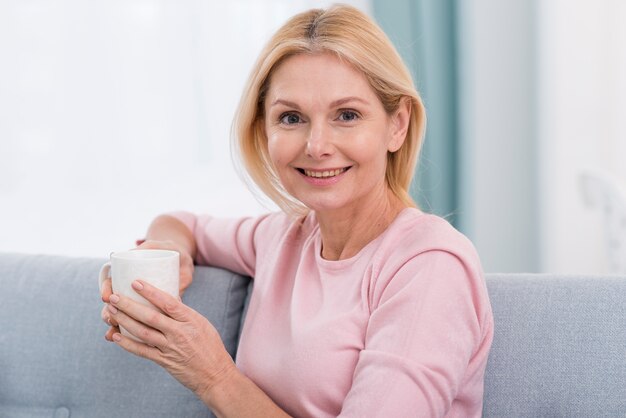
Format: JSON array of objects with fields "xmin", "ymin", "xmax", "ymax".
[
  {"xmin": 112, "ymin": 333, "xmax": 122, "ymax": 342},
  {"xmin": 109, "ymin": 294, "xmax": 120, "ymax": 304},
  {"xmin": 108, "ymin": 304, "xmax": 118, "ymax": 314},
  {"xmin": 132, "ymin": 281, "xmax": 144, "ymax": 291}
]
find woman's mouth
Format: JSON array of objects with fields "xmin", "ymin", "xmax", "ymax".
[{"xmin": 298, "ymin": 167, "xmax": 350, "ymax": 178}]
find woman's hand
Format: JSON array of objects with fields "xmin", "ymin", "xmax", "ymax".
[{"xmin": 106, "ymin": 280, "xmax": 237, "ymax": 398}]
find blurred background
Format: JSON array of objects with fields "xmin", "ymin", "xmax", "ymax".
[{"xmin": 1, "ymin": 0, "xmax": 625, "ymax": 274}]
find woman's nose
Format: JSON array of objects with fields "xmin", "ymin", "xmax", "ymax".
[{"xmin": 306, "ymin": 121, "xmax": 333, "ymax": 159}]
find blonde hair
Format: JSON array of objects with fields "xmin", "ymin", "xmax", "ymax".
[{"xmin": 233, "ymin": 4, "xmax": 426, "ymax": 215}]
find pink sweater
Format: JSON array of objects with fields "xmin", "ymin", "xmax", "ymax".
[{"xmin": 172, "ymin": 208, "xmax": 493, "ymax": 418}]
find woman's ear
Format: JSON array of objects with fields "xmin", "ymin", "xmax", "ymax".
[{"xmin": 387, "ymin": 97, "xmax": 411, "ymax": 153}]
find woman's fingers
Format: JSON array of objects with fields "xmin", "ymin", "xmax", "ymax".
[
  {"xmin": 108, "ymin": 293, "xmax": 170, "ymax": 333},
  {"xmin": 107, "ymin": 282, "xmax": 189, "ymax": 335},
  {"xmin": 104, "ymin": 325, "xmax": 120, "ymax": 342},
  {"xmin": 101, "ymin": 304, "xmax": 119, "ymax": 327},
  {"xmin": 130, "ymin": 280, "xmax": 192, "ymax": 323},
  {"xmin": 102, "ymin": 298, "xmax": 120, "ymax": 341},
  {"xmin": 101, "ymin": 277, "xmax": 113, "ymax": 303},
  {"xmin": 110, "ymin": 330, "xmax": 163, "ymax": 365},
  {"xmin": 107, "ymin": 304, "xmax": 168, "ymax": 348}
]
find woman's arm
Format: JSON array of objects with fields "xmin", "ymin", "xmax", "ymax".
[
  {"xmin": 338, "ymin": 250, "xmax": 493, "ymax": 417},
  {"xmin": 142, "ymin": 214, "xmax": 197, "ymax": 261}
]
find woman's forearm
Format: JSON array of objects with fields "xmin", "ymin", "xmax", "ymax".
[{"xmin": 144, "ymin": 214, "xmax": 197, "ymax": 260}]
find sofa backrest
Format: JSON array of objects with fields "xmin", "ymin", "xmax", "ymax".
[
  {"xmin": 1, "ymin": 253, "xmax": 624, "ymax": 417},
  {"xmin": 482, "ymin": 273, "xmax": 626, "ymax": 417}
]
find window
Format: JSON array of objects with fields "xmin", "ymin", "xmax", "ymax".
[{"xmin": 0, "ymin": 0, "xmax": 371, "ymax": 256}]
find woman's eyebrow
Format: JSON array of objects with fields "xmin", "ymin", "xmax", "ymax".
[
  {"xmin": 330, "ymin": 96, "xmax": 369, "ymax": 107},
  {"xmin": 269, "ymin": 99, "xmax": 300, "ymax": 109},
  {"xmin": 270, "ymin": 97, "xmax": 369, "ymax": 109}
]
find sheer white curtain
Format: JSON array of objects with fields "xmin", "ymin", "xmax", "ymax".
[{"xmin": 0, "ymin": 0, "xmax": 370, "ymax": 257}]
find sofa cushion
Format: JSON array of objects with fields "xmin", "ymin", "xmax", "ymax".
[{"xmin": 0, "ymin": 253, "xmax": 250, "ymax": 418}]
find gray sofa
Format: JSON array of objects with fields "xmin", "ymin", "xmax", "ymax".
[{"xmin": 0, "ymin": 253, "xmax": 624, "ymax": 418}]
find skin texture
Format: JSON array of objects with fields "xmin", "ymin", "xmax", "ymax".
[{"xmin": 100, "ymin": 52, "xmax": 411, "ymax": 417}]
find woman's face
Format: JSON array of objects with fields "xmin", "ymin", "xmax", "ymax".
[{"xmin": 263, "ymin": 52, "xmax": 408, "ymax": 216}]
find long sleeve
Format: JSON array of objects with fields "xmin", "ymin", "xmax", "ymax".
[{"xmin": 338, "ymin": 250, "xmax": 493, "ymax": 418}]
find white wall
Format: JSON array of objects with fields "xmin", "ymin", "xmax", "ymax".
[
  {"xmin": 0, "ymin": 0, "xmax": 370, "ymax": 258},
  {"xmin": 538, "ymin": 0, "xmax": 626, "ymax": 274}
]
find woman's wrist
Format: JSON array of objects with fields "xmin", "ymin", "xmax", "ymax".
[
  {"xmin": 198, "ymin": 365, "xmax": 291, "ymax": 418},
  {"xmin": 196, "ymin": 361, "xmax": 239, "ymax": 406}
]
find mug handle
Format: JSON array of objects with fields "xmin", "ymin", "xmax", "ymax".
[{"xmin": 99, "ymin": 262, "xmax": 111, "ymax": 293}]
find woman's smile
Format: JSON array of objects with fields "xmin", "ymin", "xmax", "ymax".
[
  {"xmin": 300, "ymin": 167, "xmax": 349, "ymax": 179},
  {"xmin": 295, "ymin": 166, "xmax": 352, "ymax": 187}
]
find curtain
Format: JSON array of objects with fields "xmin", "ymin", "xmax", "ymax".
[
  {"xmin": 373, "ymin": 0, "xmax": 542, "ymax": 273},
  {"xmin": 372, "ymin": 0, "xmax": 460, "ymax": 226}
]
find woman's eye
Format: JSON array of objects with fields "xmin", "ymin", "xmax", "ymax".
[
  {"xmin": 279, "ymin": 113, "xmax": 302, "ymax": 125},
  {"xmin": 338, "ymin": 110, "xmax": 359, "ymax": 122}
]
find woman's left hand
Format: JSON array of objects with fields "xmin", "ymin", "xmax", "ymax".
[{"xmin": 106, "ymin": 280, "xmax": 236, "ymax": 398}]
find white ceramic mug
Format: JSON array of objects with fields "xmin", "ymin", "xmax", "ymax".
[{"xmin": 99, "ymin": 249, "xmax": 180, "ymax": 340}]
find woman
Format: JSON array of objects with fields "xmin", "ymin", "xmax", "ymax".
[{"xmin": 101, "ymin": 5, "xmax": 493, "ymax": 417}]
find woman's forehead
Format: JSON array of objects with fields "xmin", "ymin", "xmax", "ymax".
[{"xmin": 265, "ymin": 53, "xmax": 378, "ymax": 107}]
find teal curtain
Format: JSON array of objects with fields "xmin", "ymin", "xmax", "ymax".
[{"xmin": 373, "ymin": 0, "xmax": 459, "ymax": 226}]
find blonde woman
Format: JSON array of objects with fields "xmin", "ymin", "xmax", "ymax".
[{"xmin": 101, "ymin": 5, "xmax": 493, "ymax": 417}]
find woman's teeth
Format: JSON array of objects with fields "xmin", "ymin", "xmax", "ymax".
[{"xmin": 303, "ymin": 168, "xmax": 347, "ymax": 178}]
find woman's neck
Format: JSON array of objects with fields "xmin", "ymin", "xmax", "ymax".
[{"xmin": 315, "ymin": 189, "xmax": 408, "ymax": 261}]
